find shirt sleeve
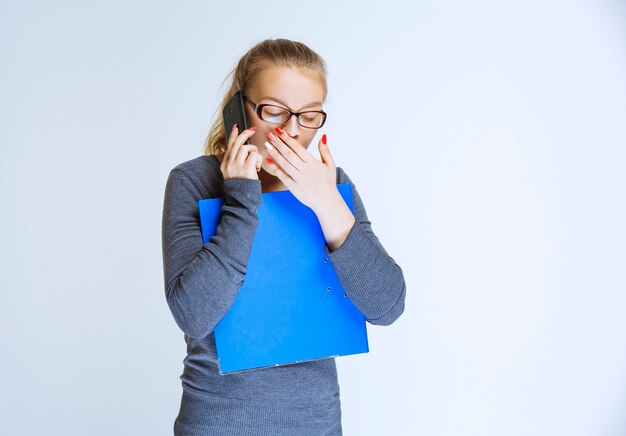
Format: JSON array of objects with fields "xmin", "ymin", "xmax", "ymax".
[
  {"xmin": 161, "ymin": 168, "xmax": 262, "ymax": 339},
  {"xmin": 324, "ymin": 167, "xmax": 406, "ymax": 326}
]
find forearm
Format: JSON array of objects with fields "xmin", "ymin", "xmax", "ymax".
[
  {"xmin": 164, "ymin": 204, "xmax": 259, "ymax": 339},
  {"xmin": 316, "ymin": 170, "xmax": 407, "ymax": 326},
  {"xmin": 162, "ymin": 171, "xmax": 262, "ymax": 338},
  {"xmin": 324, "ymin": 218, "xmax": 406, "ymax": 325}
]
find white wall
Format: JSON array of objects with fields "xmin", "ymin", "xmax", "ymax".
[{"xmin": 1, "ymin": 1, "xmax": 625, "ymax": 435}]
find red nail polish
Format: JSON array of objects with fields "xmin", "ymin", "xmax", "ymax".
[
  {"xmin": 267, "ymin": 157, "xmax": 274, "ymax": 164},
  {"xmin": 275, "ymin": 127, "xmax": 285, "ymax": 135},
  {"xmin": 249, "ymin": 126, "xmax": 256, "ymax": 132},
  {"xmin": 322, "ymin": 134, "xmax": 327, "ymax": 145}
]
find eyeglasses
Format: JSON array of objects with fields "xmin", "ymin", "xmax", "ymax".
[{"xmin": 243, "ymin": 95, "xmax": 327, "ymax": 129}]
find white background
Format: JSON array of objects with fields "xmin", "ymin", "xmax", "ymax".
[{"xmin": 1, "ymin": 1, "xmax": 625, "ymax": 435}]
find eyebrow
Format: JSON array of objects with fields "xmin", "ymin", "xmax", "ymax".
[{"xmin": 258, "ymin": 96, "xmax": 323, "ymax": 111}]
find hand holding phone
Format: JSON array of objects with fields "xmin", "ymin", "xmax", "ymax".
[
  {"xmin": 220, "ymin": 118, "xmax": 263, "ymax": 183},
  {"xmin": 220, "ymin": 91, "xmax": 262, "ymax": 180}
]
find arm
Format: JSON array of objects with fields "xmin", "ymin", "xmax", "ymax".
[
  {"xmin": 316, "ymin": 167, "xmax": 406, "ymax": 326},
  {"xmin": 161, "ymin": 168, "xmax": 262, "ymax": 339}
]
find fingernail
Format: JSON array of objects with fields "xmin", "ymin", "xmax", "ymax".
[
  {"xmin": 274, "ymin": 127, "xmax": 285, "ymax": 135},
  {"xmin": 249, "ymin": 126, "xmax": 256, "ymax": 132},
  {"xmin": 266, "ymin": 157, "xmax": 274, "ymax": 164},
  {"xmin": 264, "ymin": 141, "xmax": 274, "ymax": 151},
  {"xmin": 322, "ymin": 134, "xmax": 327, "ymax": 145},
  {"xmin": 267, "ymin": 131, "xmax": 276, "ymax": 141},
  {"xmin": 232, "ymin": 123, "xmax": 238, "ymax": 130}
]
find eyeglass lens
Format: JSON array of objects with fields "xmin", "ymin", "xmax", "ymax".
[{"xmin": 260, "ymin": 106, "xmax": 324, "ymax": 128}]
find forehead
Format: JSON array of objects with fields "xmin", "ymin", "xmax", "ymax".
[{"xmin": 250, "ymin": 66, "xmax": 324, "ymax": 107}]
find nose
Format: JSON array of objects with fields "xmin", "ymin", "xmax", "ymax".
[{"xmin": 282, "ymin": 114, "xmax": 301, "ymax": 137}]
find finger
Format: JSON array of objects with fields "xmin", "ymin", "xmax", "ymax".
[
  {"xmin": 261, "ymin": 154, "xmax": 274, "ymax": 174},
  {"xmin": 228, "ymin": 127, "xmax": 257, "ymax": 165},
  {"xmin": 271, "ymin": 127, "xmax": 310, "ymax": 162},
  {"xmin": 318, "ymin": 133, "xmax": 335, "ymax": 167},
  {"xmin": 264, "ymin": 154, "xmax": 295, "ymax": 187},
  {"xmin": 245, "ymin": 151, "xmax": 263, "ymax": 173},
  {"xmin": 234, "ymin": 144, "xmax": 259, "ymax": 168},
  {"xmin": 266, "ymin": 130, "xmax": 304, "ymax": 171},
  {"xmin": 234, "ymin": 145, "xmax": 259, "ymax": 169},
  {"xmin": 254, "ymin": 153, "xmax": 263, "ymax": 172},
  {"xmin": 264, "ymin": 140, "xmax": 299, "ymax": 179}
]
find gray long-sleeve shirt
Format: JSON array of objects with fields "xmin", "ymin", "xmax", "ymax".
[{"xmin": 161, "ymin": 154, "xmax": 406, "ymax": 435}]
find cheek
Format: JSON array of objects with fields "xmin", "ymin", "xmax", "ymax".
[
  {"xmin": 257, "ymin": 129, "xmax": 273, "ymax": 143},
  {"xmin": 250, "ymin": 131, "xmax": 268, "ymax": 148},
  {"xmin": 304, "ymin": 133, "xmax": 317, "ymax": 147},
  {"xmin": 252, "ymin": 133, "xmax": 270, "ymax": 156}
]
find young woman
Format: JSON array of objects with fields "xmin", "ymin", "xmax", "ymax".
[{"xmin": 161, "ymin": 38, "xmax": 406, "ymax": 435}]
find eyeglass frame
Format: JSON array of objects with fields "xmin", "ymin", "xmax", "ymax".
[{"xmin": 242, "ymin": 94, "xmax": 327, "ymax": 129}]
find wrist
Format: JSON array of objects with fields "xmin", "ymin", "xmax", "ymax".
[
  {"xmin": 312, "ymin": 191, "xmax": 356, "ymax": 252},
  {"xmin": 310, "ymin": 189, "xmax": 345, "ymax": 217}
]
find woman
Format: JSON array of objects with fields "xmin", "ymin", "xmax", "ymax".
[{"xmin": 161, "ymin": 38, "xmax": 406, "ymax": 435}]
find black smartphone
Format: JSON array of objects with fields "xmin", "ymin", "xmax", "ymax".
[{"xmin": 223, "ymin": 91, "xmax": 250, "ymax": 145}]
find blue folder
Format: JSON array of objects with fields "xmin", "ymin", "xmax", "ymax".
[{"xmin": 198, "ymin": 183, "xmax": 369, "ymax": 374}]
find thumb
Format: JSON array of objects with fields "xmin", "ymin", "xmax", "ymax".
[{"xmin": 318, "ymin": 134, "xmax": 335, "ymax": 167}]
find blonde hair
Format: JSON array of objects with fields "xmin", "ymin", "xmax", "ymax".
[{"xmin": 203, "ymin": 38, "xmax": 328, "ymax": 156}]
